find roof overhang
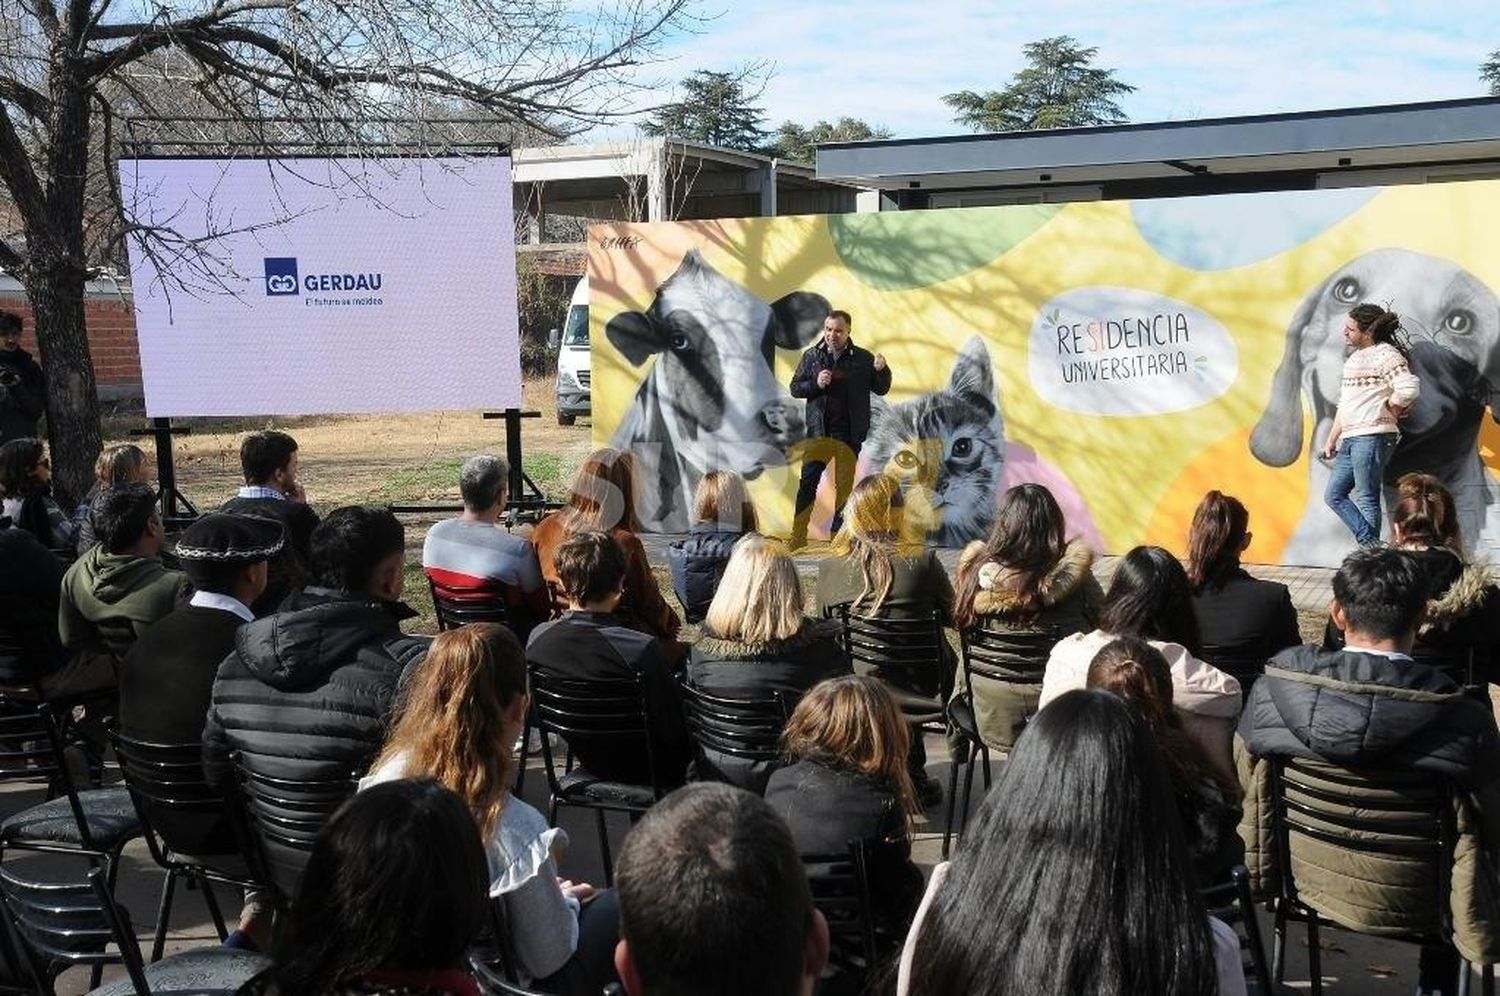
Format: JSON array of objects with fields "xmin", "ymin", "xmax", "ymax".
[{"xmin": 815, "ymin": 96, "xmax": 1500, "ymax": 192}]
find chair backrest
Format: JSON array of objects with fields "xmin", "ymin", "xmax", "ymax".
[
  {"xmin": 0, "ymin": 699, "xmax": 101, "ymax": 848},
  {"xmin": 469, "ymin": 899, "xmax": 550, "ymax": 996},
  {"xmin": 0, "ymin": 864, "xmax": 150, "ymax": 994},
  {"xmin": 231, "ymin": 754, "xmax": 359, "ymax": 909},
  {"xmin": 803, "ymin": 838, "xmax": 878, "ymax": 979},
  {"xmin": 960, "ymin": 625, "xmax": 1059, "ymax": 685},
  {"xmin": 110, "ymin": 731, "xmax": 246, "ymax": 870},
  {"xmin": 678, "ymin": 679, "xmax": 788, "ymax": 764},
  {"xmin": 527, "ymin": 665, "xmax": 662, "ymax": 796},
  {"xmin": 1268, "ymin": 755, "xmax": 1455, "ymax": 939},
  {"xmin": 1200, "ymin": 865, "xmax": 1271, "ymax": 987},
  {"xmin": 828, "ymin": 603, "xmax": 951, "ymax": 710},
  {"xmin": 428, "ymin": 576, "xmax": 513, "ymax": 632}
]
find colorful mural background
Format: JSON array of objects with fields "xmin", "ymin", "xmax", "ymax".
[{"xmin": 589, "ymin": 181, "xmax": 1500, "ymax": 567}]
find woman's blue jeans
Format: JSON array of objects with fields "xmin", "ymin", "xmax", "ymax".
[{"xmin": 1324, "ymin": 433, "xmax": 1398, "ymax": 545}]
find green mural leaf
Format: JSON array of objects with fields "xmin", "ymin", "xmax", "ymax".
[{"xmin": 827, "ymin": 204, "xmax": 1063, "ymax": 291}]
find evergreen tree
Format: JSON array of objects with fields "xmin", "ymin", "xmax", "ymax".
[
  {"xmin": 768, "ymin": 117, "xmax": 893, "ymax": 163},
  {"xmin": 642, "ymin": 69, "xmax": 769, "ymax": 151},
  {"xmin": 1483, "ymin": 48, "xmax": 1500, "ymax": 95},
  {"xmin": 944, "ymin": 35, "xmax": 1135, "ymax": 133}
]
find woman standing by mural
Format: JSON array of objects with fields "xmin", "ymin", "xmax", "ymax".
[{"xmin": 1320, "ymin": 304, "xmax": 1420, "ymax": 547}]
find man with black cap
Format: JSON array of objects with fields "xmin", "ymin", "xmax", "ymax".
[{"xmin": 120, "ymin": 513, "xmax": 283, "ymax": 747}]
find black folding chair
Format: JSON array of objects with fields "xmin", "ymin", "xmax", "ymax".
[
  {"xmin": 678, "ymin": 679, "xmax": 789, "ymax": 793},
  {"xmin": 0, "ymin": 863, "xmax": 266, "ymax": 996},
  {"xmin": 469, "ymin": 897, "xmax": 553, "ymax": 996},
  {"xmin": 109, "ymin": 731, "xmax": 262, "ymax": 961},
  {"xmin": 803, "ymin": 838, "xmax": 880, "ymax": 990},
  {"xmin": 0, "ymin": 699, "xmax": 139, "ymax": 898},
  {"xmin": 1201, "ymin": 864, "xmax": 1274, "ymax": 994},
  {"xmin": 527, "ymin": 666, "xmax": 669, "ymax": 887},
  {"xmin": 428, "ymin": 577, "xmax": 516, "ymax": 632},
  {"xmin": 230, "ymin": 754, "xmax": 359, "ymax": 911},
  {"xmin": 1266, "ymin": 755, "xmax": 1496, "ymax": 996}
]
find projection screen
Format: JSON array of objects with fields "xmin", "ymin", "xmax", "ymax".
[{"xmin": 121, "ymin": 156, "xmax": 520, "ymax": 416}]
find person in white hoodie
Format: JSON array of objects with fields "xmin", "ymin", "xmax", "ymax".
[{"xmin": 1039, "ymin": 545, "xmax": 1240, "ymax": 777}]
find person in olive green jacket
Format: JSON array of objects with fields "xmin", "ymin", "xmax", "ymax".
[
  {"xmin": 1237, "ymin": 547, "xmax": 1500, "ymax": 994},
  {"xmin": 59, "ymin": 483, "xmax": 190, "ymax": 671},
  {"xmin": 950, "ymin": 484, "xmax": 1101, "ymax": 753}
]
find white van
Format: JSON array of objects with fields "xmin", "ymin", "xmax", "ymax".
[{"xmin": 551, "ymin": 276, "xmax": 589, "ymax": 426}]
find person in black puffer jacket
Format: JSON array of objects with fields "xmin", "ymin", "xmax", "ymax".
[
  {"xmin": 667, "ymin": 470, "xmax": 758, "ymax": 623},
  {"xmin": 202, "ymin": 506, "xmax": 429, "ymax": 900},
  {"xmin": 1323, "ymin": 474, "xmax": 1500, "ymax": 698},
  {"xmin": 0, "ymin": 516, "xmax": 67, "ymax": 685},
  {"xmin": 687, "ymin": 533, "xmax": 850, "ymax": 791}
]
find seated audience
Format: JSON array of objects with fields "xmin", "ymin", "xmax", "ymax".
[
  {"xmin": 219, "ymin": 430, "xmax": 320, "ymax": 616},
  {"xmin": 1040, "ymin": 544, "xmax": 1240, "ymax": 777},
  {"xmin": 240, "ymin": 779, "xmax": 488, "ymax": 996},
  {"xmin": 59, "ymin": 482, "xmax": 190, "ymax": 669},
  {"xmin": 1186, "ymin": 490, "xmax": 1301, "ymax": 695},
  {"xmin": 1240, "ymin": 546, "xmax": 1500, "ymax": 994},
  {"xmin": 1086, "ymin": 637, "xmax": 1243, "ymax": 885},
  {"xmin": 203, "ymin": 505, "xmax": 428, "ymax": 803},
  {"xmin": 614, "ymin": 782, "xmax": 829, "ymax": 996},
  {"xmin": 951, "ymin": 483, "xmax": 1101, "ymax": 752},
  {"xmin": 532, "ymin": 448, "xmax": 680, "ymax": 641},
  {"xmin": 765, "ymin": 675, "xmax": 924, "ymax": 937},
  {"xmin": 0, "ymin": 513, "xmax": 66, "ymax": 686},
  {"xmin": 667, "ymin": 470, "xmax": 758, "ymax": 623},
  {"xmin": 688, "ymin": 533, "xmax": 849, "ymax": 790},
  {"xmin": 1324, "ymin": 473, "xmax": 1500, "ymax": 695},
  {"xmin": 0, "ymin": 437, "xmax": 76, "ymax": 551},
  {"xmin": 815, "ymin": 473, "xmax": 954, "ymax": 805},
  {"xmin": 526, "ymin": 530, "xmax": 691, "ymax": 789},
  {"xmin": 898, "ymin": 689, "xmax": 1246, "ymax": 996},
  {"xmin": 363, "ymin": 623, "xmax": 614, "ymax": 994},
  {"xmin": 73, "ymin": 443, "xmax": 150, "ymax": 556},
  {"xmin": 421, "ymin": 454, "xmax": 551, "ymax": 641}
]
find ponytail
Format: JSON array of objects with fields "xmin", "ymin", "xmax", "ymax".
[
  {"xmin": 1349, "ymin": 303, "xmax": 1407, "ymax": 357},
  {"xmin": 1392, "ymin": 472, "xmax": 1462, "ymax": 553},
  {"xmin": 1185, "ymin": 491, "xmax": 1248, "ymax": 590}
]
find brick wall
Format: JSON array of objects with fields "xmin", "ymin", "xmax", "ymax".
[{"xmin": 0, "ymin": 289, "xmax": 143, "ymax": 400}]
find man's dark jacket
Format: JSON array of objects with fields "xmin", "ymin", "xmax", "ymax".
[
  {"xmin": 0, "ymin": 347, "xmax": 44, "ymax": 445},
  {"xmin": 789, "ymin": 340, "xmax": 891, "ymax": 446},
  {"xmin": 0, "ymin": 518, "xmax": 66, "ymax": 683}
]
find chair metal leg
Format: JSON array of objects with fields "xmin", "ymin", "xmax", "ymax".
[
  {"xmin": 940, "ymin": 750, "xmax": 962, "ymax": 859},
  {"xmin": 514, "ymin": 714, "xmax": 532, "ymax": 797},
  {"xmin": 1484, "ymin": 962, "xmax": 1495, "ymax": 996},
  {"xmin": 1232, "ymin": 871, "xmax": 1271, "ymax": 990},
  {"xmin": 959, "ymin": 748, "xmax": 978, "ymax": 834},
  {"xmin": 1461, "ymin": 960, "xmax": 1473, "ymax": 996},
  {"xmin": 198, "ymin": 873, "xmax": 229, "ymax": 941},
  {"xmin": 151, "ymin": 870, "xmax": 179, "ymax": 962},
  {"xmin": 1306, "ymin": 911, "xmax": 1322, "ymax": 996},
  {"xmin": 980, "ymin": 745, "xmax": 992, "ymax": 790},
  {"xmin": 1271, "ymin": 902, "xmax": 1287, "ymax": 984},
  {"xmin": 596, "ymin": 810, "xmax": 614, "ymax": 888}
]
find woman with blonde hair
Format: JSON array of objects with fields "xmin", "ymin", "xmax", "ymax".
[
  {"xmin": 667, "ymin": 470, "xmax": 759, "ymax": 623},
  {"xmin": 362, "ymin": 623, "xmax": 615, "ymax": 994},
  {"xmin": 765, "ymin": 675, "xmax": 924, "ymax": 934},
  {"xmin": 532, "ymin": 447, "xmax": 680, "ymax": 640},
  {"xmin": 74, "ymin": 443, "xmax": 151, "ymax": 554},
  {"xmin": 688, "ymin": 534, "xmax": 849, "ymax": 790},
  {"xmin": 815, "ymin": 473, "xmax": 954, "ymax": 804}
]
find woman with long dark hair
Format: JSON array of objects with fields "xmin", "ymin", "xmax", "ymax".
[
  {"xmin": 950, "ymin": 482, "xmax": 1100, "ymax": 751},
  {"xmin": 1320, "ymin": 303, "xmax": 1419, "ymax": 546},
  {"xmin": 240, "ymin": 778, "xmax": 488, "ymax": 996},
  {"xmin": 531, "ymin": 448, "xmax": 680, "ymax": 640},
  {"xmin": 0, "ymin": 437, "xmax": 75, "ymax": 551},
  {"xmin": 815, "ymin": 474, "xmax": 954, "ymax": 805},
  {"xmin": 1324, "ymin": 473, "xmax": 1500, "ymax": 696},
  {"xmin": 1087, "ymin": 637, "xmax": 1243, "ymax": 885},
  {"xmin": 1186, "ymin": 490, "xmax": 1301, "ymax": 695},
  {"xmin": 1040, "ymin": 545, "xmax": 1240, "ymax": 776},
  {"xmin": 897, "ymin": 689, "xmax": 1246, "ymax": 996}
]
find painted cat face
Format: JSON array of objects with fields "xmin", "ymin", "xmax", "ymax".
[{"xmin": 864, "ymin": 335, "xmax": 1006, "ymax": 547}]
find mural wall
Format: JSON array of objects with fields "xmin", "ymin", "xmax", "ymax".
[{"xmin": 588, "ymin": 182, "xmax": 1500, "ymax": 567}]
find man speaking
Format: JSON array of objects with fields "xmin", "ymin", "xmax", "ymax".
[{"xmin": 788, "ymin": 310, "xmax": 891, "ymax": 549}]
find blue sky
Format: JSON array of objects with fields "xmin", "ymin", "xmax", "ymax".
[{"xmin": 630, "ymin": 0, "xmax": 1499, "ymax": 138}]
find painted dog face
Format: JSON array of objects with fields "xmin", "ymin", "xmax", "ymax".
[
  {"xmin": 1250, "ymin": 248, "xmax": 1500, "ymax": 467},
  {"xmin": 606, "ymin": 249, "xmax": 828, "ymax": 478}
]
